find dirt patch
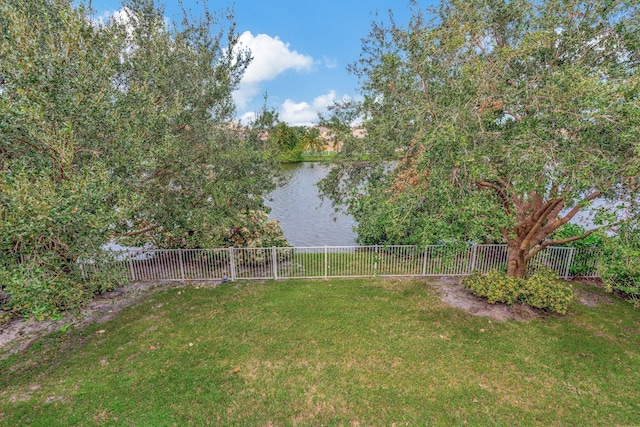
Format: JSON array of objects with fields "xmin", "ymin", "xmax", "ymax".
[
  {"xmin": 0, "ymin": 280, "xmax": 220, "ymax": 359},
  {"xmin": 430, "ymin": 277, "xmax": 540, "ymax": 322},
  {"xmin": 574, "ymin": 288, "xmax": 612, "ymax": 308}
]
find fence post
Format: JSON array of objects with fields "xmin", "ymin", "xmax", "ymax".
[
  {"xmin": 228, "ymin": 248, "xmax": 237, "ymax": 282},
  {"xmin": 469, "ymin": 245, "xmax": 478, "ymax": 274},
  {"xmin": 272, "ymin": 246, "xmax": 278, "ymax": 280},
  {"xmin": 324, "ymin": 245, "xmax": 328, "ymax": 279},
  {"xmin": 374, "ymin": 245, "xmax": 379, "ymax": 276},
  {"xmin": 128, "ymin": 251, "xmax": 136, "ymax": 282},
  {"xmin": 178, "ymin": 249, "xmax": 186, "ymax": 280},
  {"xmin": 422, "ymin": 246, "xmax": 428, "ymax": 276},
  {"xmin": 563, "ymin": 247, "xmax": 575, "ymax": 279}
]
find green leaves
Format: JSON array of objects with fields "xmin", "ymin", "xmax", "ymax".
[
  {"xmin": 462, "ymin": 268, "xmax": 574, "ymax": 314},
  {"xmin": 1, "ymin": 0, "xmax": 282, "ymax": 318},
  {"xmin": 599, "ymin": 223, "xmax": 640, "ymax": 304},
  {"xmin": 320, "ymin": 0, "xmax": 639, "ymax": 270}
]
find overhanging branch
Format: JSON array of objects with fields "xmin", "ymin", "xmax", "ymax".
[
  {"xmin": 539, "ymin": 190, "xmax": 602, "ymax": 238},
  {"xmin": 527, "ymin": 223, "xmax": 613, "ymax": 260},
  {"xmin": 110, "ymin": 225, "xmax": 157, "ymax": 238},
  {"xmin": 477, "ymin": 181, "xmax": 512, "ymax": 215}
]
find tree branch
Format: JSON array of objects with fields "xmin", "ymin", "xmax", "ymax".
[
  {"xmin": 539, "ymin": 190, "xmax": 602, "ymax": 238},
  {"xmin": 418, "ymin": 76, "xmax": 436, "ymax": 120},
  {"xmin": 110, "ymin": 225, "xmax": 157, "ymax": 238},
  {"xmin": 527, "ymin": 224, "xmax": 609, "ymax": 260},
  {"xmin": 477, "ymin": 181, "xmax": 511, "ymax": 215},
  {"xmin": 548, "ymin": 171, "xmax": 569, "ymax": 198},
  {"xmin": 520, "ymin": 198, "xmax": 564, "ymax": 251}
]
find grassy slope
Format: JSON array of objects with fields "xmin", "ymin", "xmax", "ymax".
[{"xmin": 1, "ymin": 278, "xmax": 639, "ymax": 426}]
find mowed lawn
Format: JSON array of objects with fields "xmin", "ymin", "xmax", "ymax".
[{"xmin": 1, "ymin": 278, "xmax": 639, "ymax": 426}]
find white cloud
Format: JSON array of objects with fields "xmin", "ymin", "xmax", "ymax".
[
  {"xmin": 240, "ymin": 32, "xmax": 313, "ymax": 83},
  {"xmin": 238, "ymin": 91, "xmax": 352, "ymax": 126},
  {"xmin": 110, "ymin": 7, "xmax": 136, "ymax": 26},
  {"xmin": 323, "ymin": 56, "xmax": 338, "ymax": 69},
  {"xmin": 233, "ymin": 31, "xmax": 314, "ymax": 108},
  {"xmin": 238, "ymin": 111, "xmax": 257, "ymax": 126},
  {"xmin": 233, "ymin": 85, "xmax": 259, "ymax": 111},
  {"xmin": 280, "ymin": 90, "xmax": 339, "ymax": 126}
]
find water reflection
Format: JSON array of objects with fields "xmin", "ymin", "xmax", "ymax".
[{"xmin": 266, "ymin": 163, "xmax": 358, "ymax": 247}]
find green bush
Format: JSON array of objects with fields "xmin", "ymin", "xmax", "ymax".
[
  {"xmin": 551, "ymin": 223, "xmax": 603, "ymax": 276},
  {"xmin": 0, "ymin": 254, "xmax": 128, "ymax": 320},
  {"xmin": 1, "ymin": 266, "xmax": 84, "ymax": 320},
  {"xmin": 462, "ymin": 268, "xmax": 574, "ymax": 314},
  {"xmin": 522, "ymin": 267, "xmax": 574, "ymax": 314},
  {"xmin": 277, "ymin": 147, "xmax": 304, "ymax": 163},
  {"xmin": 462, "ymin": 270, "xmax": 524, "ymax": 305},
  {"xmin": 598, "ymin": 225, "xmax": 640, "ymax": 306}
]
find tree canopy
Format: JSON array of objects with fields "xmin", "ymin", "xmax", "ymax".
[
  {"xmin": 260, "ymin": 115, "xmax": 328, "ymax": 162},
  {"xmin": 320, "ymin": 0, "xmax": 640, "ymax": 277},
  {"xmin": 0, "ymin": 0, "xmax": 282, "ymax": 317}
]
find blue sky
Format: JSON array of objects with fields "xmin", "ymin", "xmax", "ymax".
[{"xmin": 90, "ymin": 0, "xmax": 435, "ymax": 125}]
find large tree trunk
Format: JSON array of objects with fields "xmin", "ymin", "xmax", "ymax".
[
  {"xmin": 507, "ymin": 241, "xmax": 528, "ymax": 279},
  {"xmin": 476, "ymin": 180, "xmax": 603, "ymax": 279}
]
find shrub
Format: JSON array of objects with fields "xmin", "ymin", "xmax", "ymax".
[
  {"xmin": 0, "ymin": 252, "xmax": 128, "ymax": 320},
  {"xmin": 462, "ymin": 268, "xmax": 574, "ymax": 314},
  {"xmin": 1, "ymin": 266, "xmax": 84, "ymax": 320},
  {"xmin": 462, "ymin": 270, "xmax": 524, "ymax": 305},
  {"xmin": 598, "ymin": 225, "xmax": 640, "ymax": 306},
  {"xmin": 277, "ymin": 147, "xmax": 304, "ymax": 163},
  {"xmin": 522, "ymin": 267, "xmax": 574, "ymax": 314}
]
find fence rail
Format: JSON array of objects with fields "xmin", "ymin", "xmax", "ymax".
[{"xmin": 90, "ymin": 245, "xmax": 601, "ymax": 283}]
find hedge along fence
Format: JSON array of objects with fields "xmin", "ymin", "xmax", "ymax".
[{"xmin": 81, "ymin": 244, "xmax": 600, "ymax": 283}]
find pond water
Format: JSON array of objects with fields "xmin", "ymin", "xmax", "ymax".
[
  {"xmin": 264, "ymin": 163, "xmax": 615, "ymax": 248},
  {"xmin": 266, "ymin": 163, "xmax": 358, "ymax": 247}
]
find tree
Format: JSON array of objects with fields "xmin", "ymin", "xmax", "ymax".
[
  {"xmin": 264, "ymin": 121, "xmax": 303, "ymax": 162},
  {"xmin": 1, "ymin": 0, "xmax": 131, "ymax": 318},
  {"xmin": 268, "ymin": 122, "xmax": 300, "ymax": 152},
  {"xmin": 104, "ymin": 0, "xmax": 280, "ymax": 249},
  {"xmin": 299, "ymin": 127, "xmax": 327, "ymax": 152},
  {"xmin": 0, "ymin": 0, "xmax": 280, "ymax": 317},
  {"xmin": 320, "ymin": 0, "xmax": 640, "ymax": 278}
]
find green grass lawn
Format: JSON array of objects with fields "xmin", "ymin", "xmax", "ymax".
[{"xmin": 1, "ymin": 278, "xmax": 639, "ymax": 426}]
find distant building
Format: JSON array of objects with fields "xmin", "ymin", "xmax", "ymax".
[
  {"xmin": 311, "ymin": 125, "xmax": 366, "ymax": 152},
  {"xmin": 313, "ymin": 126, "xmax": 340, "ymax": 152},
  {"xmin": 351, "ymin": 126, "xmax": 367, "ymax": 139}
]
